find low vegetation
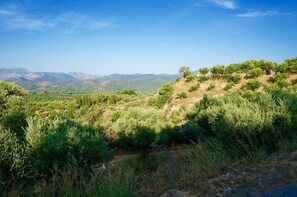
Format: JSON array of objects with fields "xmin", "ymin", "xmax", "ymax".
[{"xmin": 1, "ymin": 57, "xmax": 297, "ymax": 196}]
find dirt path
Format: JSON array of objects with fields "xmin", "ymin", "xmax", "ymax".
[{"xmin": 162, "ymin": 151, "xmax": 297, "ymax": 197}]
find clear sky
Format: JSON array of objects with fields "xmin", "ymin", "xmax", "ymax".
[{"xmin": 0, "ymin": 0, "xmax": 296, "ymax": 75}]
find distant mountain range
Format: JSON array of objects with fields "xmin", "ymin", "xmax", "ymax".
[
  {"xmin": 0, "ymin": 68, "xmax": 100, "ymax": 82},
  {"xmin": 0, "ymin": 68, "xmax": 179, "ymax": 93}
]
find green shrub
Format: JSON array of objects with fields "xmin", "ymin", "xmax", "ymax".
[
  {"xmin": 198, "ymin": 76, "xmax": 210, "ymax": 83},
  {"xmin": 211, "ymin": 65, "xmax": 225, "ymax": 74},
  {"xmin": 225, "ymin": 64, "xmax": 240, "ymax": 74},
  {"xmin": 249, "ymin": 68, "xmax": 263, "ymax": 78},
  {"xmin": 186, "ymin": 74, "xmax": 196, "ymax": 82},
  {"xmin": 25, "ymin": 118, "xmax": 111, "ymax": 176},
  {"xmin": 148, "ymin": 82, "xmax": 173, "ymax": 108},
  {"xmin": 170, "ymin": 110, "xmax": 184, "ymax": 124},
  {"xmin": 207, "ymin": 83, "xmax": 216, "ymax": 91},
  {"xmin": 276, "ymin": 79, "xmax": 290, "ymax": 88},
  {"xmin": 228, "ymin": 73, "xmax": 241, "ymax": 84},
  {"xmin": 199, "ymin": 68, "xmax": 209, "ymax": 75},
  {"xmin": 177, "ymin": 92, "xmax": 187, "ymax": 99},
  {"xmin": 246, "ymin": 79, "xmax": 261, "ymax": 90},
  {"xmin": 189, "ymin": 93, "xmax": 292, "ymax": 151},
  {"xmin": 189, "ymin": 84, "xmax": 200, "ymax": 92},
  {"xmin": 0, "ymin": 127, "xmax": 25, "ymax": 180},
  {"xmin": 179, "ymin": 66, "xmax": 192, "ymax": 78},
  {"xmin": 224, "ymin": 82, "xmax": 235, "ymax": 91},
  {"xmin": 275, "ymin": 73, "xmax": 289, "ymax": 81}
]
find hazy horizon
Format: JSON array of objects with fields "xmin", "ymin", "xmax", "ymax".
[{"xmin": 0, "ymin": 0, "xmax": 297, "ymax": 75}]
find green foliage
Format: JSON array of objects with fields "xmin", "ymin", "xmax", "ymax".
[
  {"xmin": 199, "ymin": 68, "xmax": 209, "ymax": 75},
  {"xmin": 278, "ymin": 58, "xmax": 297, "ymax": 73},
  {"xmin": 249, "ymin": 67, "xmax": 263, "ymax": 78},
  {"xmin": 178, "ymin": 66, "xmax": 192, "ymax": 78},
  {"xmin": 240, "ymin": 90, "xmax": 257, "ymax": 101},
  {"xmin": 177, "ymin": 92, "xmax": 187, "ymax": 99},
  {"xmin": 189, "ymin": 84, "xmax": 200, "ymax": 92},
  {"xmin": 112, "ymin": 107, "xmax": 166, "ymax": 150},
  {"xmin": 211, "ymin": 65, "xmax": 225, "ymax": 74},
  {"xmin": 198, "ymin": 75, "xmax": 210, "ymax": 83},
  {"xmin": 189, "ymin": 93, "xmax": 293, "ymax": 151},
  {"xmin": 186, "ymin": 74, "xmax": 195, "ymax": 82},
  {"xmin": 170, "ymin": 109, "xmax": 184, "ymax": 124},
  {"xmin": 276, "ymin": 79, "xmax": 290, "ymax": 88},
  {"xmin": 275, "ymin": 73, "xmax": 289, "ymax": 81},
  {"xmin": 0, "ymin": 82, "xmax": 28, "ymax": 137},
  {"xmin": 25, "ymin": 118, "xmax": 111, "ymax": 176},
  {"xmin": 224, "ymin": 82, "xmax": 235, "ymax": 91},
  {"xmin": 246, "ymin": 79, "xmax": 261, "ymax": 90},
  {"xmin": 120, "ymin": 90, "xmax": 137, "ymax": 95},
  {"xmin": 225, "ymin": 64, "xmax": 240, "ymax": 74},
  {"xmin": 0, "ymin": 127, "xmax": 25, "ymax": 180},
  {"xmin": 207, "ymin": 83, "xmax": 216, "ymax": 91},
  {"xmin": 228, "ymin": 73, "xmax": 241, "ymax": 84},
  {"xmin": 148, "ymin": 82, "xmax": 173, "ymax": 108}
]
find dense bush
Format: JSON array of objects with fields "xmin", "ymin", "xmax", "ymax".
[
  {"xmin": 189, "ymin": 84, "xmax": 200, "ymax": 92},
  {"xmin": 274, "ymin": 73, "xmax": 289, "ymax": 81},
  {"xmin": 211, "ymin": 65, "xmax": 225, "ymax": 74},
  {"xmin": 177, "ymin": 92, "xmax": 187, "ymax": 99},
  {"xmin": 0, "ymin": 127, "xmax": 25, "ymax": 180},
  {"xmin": 207, "ymin": 83, "xmax": 216, "ymax": 91},
  {"xmin": 179, "ymin": 66, "xmax": 192, "ymax": 78},
  {"xmin": 186, "ymin": 74, "xmax": 196, "ymax": 82},
  {"xmin": 199, "ymin": 68, "xmax": 209, "ymax": 75},
  {"xmin": 112, "ymin": 107, "xmax": 166, "ymax": 150},
  {"xmin": 249, "ymin": 68, "xmax": 263, "ymax": 78},
  {"xmin": 148, "ymin": 82, "xmax": 173, "ymax": 108},
  {"xmin": 246, "ymin": 79, "xmax": 261, "ymax": 90},
  {"xmin": 188, "ymin": 93, "xmax": 293, "ymax": 151},
  {"xmin": 0, "ymin": 82, "xmax": 28, "ymax": 137},
  {"xmin": 225, "ymin": 64, "xmax": 240, "ymax": 74},
  {"xmin": 198, "ymin": 75, "xmax": 210, "ymax": 83},
  {"xmin": 228, "ymin": 73, "xmax": 241, "ymax": 84},
  {"xmin": 25, "ymin": 118, "xmax": 111, "ymax": 176},
  {"xmin": 224, "ymin": 82, "xmax": 235, "ymax": 91}
]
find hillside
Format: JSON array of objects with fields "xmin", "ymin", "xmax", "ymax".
[
  {"xmin": 2, "ymin": 58, "xmax": 297, "ymax": 196},
  {"xmin": 164, "ymin": 73, "xmax": 297, "ymax": 122}
]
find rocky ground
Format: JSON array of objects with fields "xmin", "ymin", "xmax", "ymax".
[{"xmin": 161, "ymin": 151, "xmax": 297, "ymax": 197}]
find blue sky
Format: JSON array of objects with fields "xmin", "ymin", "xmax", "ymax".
[{"xmin": 0, "ymin": 0, "xmax": 296, "ymax": 75}]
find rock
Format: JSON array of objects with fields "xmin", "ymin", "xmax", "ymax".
[{"xmin": 161, "ymin": 189, "xmax": 189, "ymax": 197}]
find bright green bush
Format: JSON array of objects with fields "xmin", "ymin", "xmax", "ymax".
[
  {"xmin": 148, "ymin": 82, "xmax": 173, "ymax": 108},
  {"xmin": 228, "ymin": 74, "xmax": 241, "ymax": 84},
  {"xmin": 207, "ymin": 83, "xmax": 216, "ymax": 91},
  {"xmin": 199, "ymin": 68, "xmax": 209, "ymax": 75},
  {"xmin": 225, "ymin": 64, "xmax": 240, "ymax": 74},
  {"xmin": 211, "ymin": 65, "xmax": 225, "ymax": 74},
  {"xmin": 179, "ymin": 66, "xmax": 192, "ymax": 78},
  {"xmin": 224, "ymin": 82, "xmax": 235, "ymax": 91},
  {"xmin": 189, "ymin": 84, "xmax": 200, "ymax": 92},
  {"xmin": 276, "ymin": 79, "xmax": 290, "ymax": 88},
  {"xmin": 0, "ymin": 127, "xmax": 25, "ymax": 180},
  {"xmin": 246, "ymin": 79, "xmax": 261, "ymax": 90},
  {"xmin": 198, "ymin": 76, "xmax": 210, "ymax": 83},
  {"xmin": 249, "ymin": 68, "xmax": 263, "ymax": 78},
  {"xmin": 25, "ymin": 118, "xmax": 111, "ymax": 176},
  {"xmin": 186, "ymin": 74, "xmax": 196, "ymax": 82},
  {"xmin": 177, "ymin": 92, "xmax": 187, "ymax": 99},
  {"xmin": 112, "ymin": 107, "xmax": 166, "ymax": 149},
  {"xmin": 275, "ymin": 73, "xmax": 289, "ymax": 81},
  {"xmin": 189, "ymin": 93, "xmax": 292, "ymax": 151}
]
